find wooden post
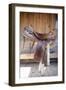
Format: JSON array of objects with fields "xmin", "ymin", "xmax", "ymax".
[{"xmin": 47, "ymin": 43, "xmax": 50, "ymax": 65}]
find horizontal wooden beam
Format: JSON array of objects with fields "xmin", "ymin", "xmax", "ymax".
[{"xmin": 20, "ymin": 53, "xmax": 34, "ymax": 60}]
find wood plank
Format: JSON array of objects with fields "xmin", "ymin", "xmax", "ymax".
[{"xmin": 20, "ymin": 53, "xmax": 34, "ymax": 60}]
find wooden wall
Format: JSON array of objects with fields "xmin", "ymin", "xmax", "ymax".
[{"xmin": 20, "ymin": 12, "xmax": 57, "ymax": 33}]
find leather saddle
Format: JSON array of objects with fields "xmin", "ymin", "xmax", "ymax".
[{"xmin": 33, "ymin": 32, "xmax": 48, "ymax": 41}]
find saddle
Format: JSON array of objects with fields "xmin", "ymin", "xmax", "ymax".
[
  {"xmin": 33, "ymin": 32, "xmax": 48, "ymax": 41},
  {"xmin": 33, "ymin": 30, "xmax": 56, "ymax": 41},
  {"xmin": 23, "ymin": 26, "xmax": 55, "ymax": 41}
]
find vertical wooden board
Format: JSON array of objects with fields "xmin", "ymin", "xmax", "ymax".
[
  {"xmin": 52, "ymin": 14, "xmax": 56, "ymax": 31},
  {"xmin": 28, "ymin": 13, "xmax": 34, "ymax": 29},
  {"xmin": 31, "ymin": 13, "xmax": 34, "ymax": 29},
  {"xmin": 39, "ymin": 13, "xmax": 43, "ymax": 33},
  {"xmin": 48, "ymin": 14, "xmax": 52, "ymax": 32},
  {"xmin": 36, "ymin": 13, "xmax": 40, "ymax": 33},
  {"xmin": 41, "ymin": 13, "xmax": 43, "ymax": 33},
  {"xmin": 23, "ymin": 12, "xmax": 29, "ymax": 29},
  {"xmin": 42, "ymin": 14, "xmax": 47, "ymax": 33},
  {"xmin": 33, "ymin": 13, "xmax": 37, "ymax": 32},
  {"xmin": 49, "ymin": 14, "xmax": 56, "ymax": 32},
  {"xmin": 20, "ymin": 12, "xmax": 29, "ymax": 32},
  {"xmin": 42, "ymin": 13, "xmax": 45, "ymax": 33},
  {"xmin": 45, "ymin": 14, "xmax": 49, "ymax": 33}
]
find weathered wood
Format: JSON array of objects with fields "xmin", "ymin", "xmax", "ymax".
[
  {"xmin": 20, "ymin": 12, "xmax": 56, "ymax": 33},
  {"xmin": 20, "ymin": 53, "xmax": 34, "ymax": 59}
]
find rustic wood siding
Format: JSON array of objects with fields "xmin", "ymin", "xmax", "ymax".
[{"xmin": 20, "ymin": 12, "xmax": 56, "ymax": 33}]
